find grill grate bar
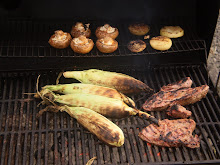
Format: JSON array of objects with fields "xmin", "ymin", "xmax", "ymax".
[
  {"xmin": 73, "ymin": 118, "xmax": 79, "ymax": 164},
  {"xmin": 178, "ymin": 67, "xmax": 210, "ymax": 161},
  {"xmin": 0, "ymin": 78, "xmax": 14, "ymax": 164},
  {"xmin": 43, "ymin": 77, "xmax": 50, "ymax": 165},
  {"xmin": 179, "ymin": 67, "xmax": 216, "ymax": 160},
  {"xmin": 67, "ymin": 119, "xmax": 73, "ymax": 164},
  {"xmin": 201, "ymin": 124, "xmax": 220, "ymax": 158},
  {"xmin": 10, "ymin": 79, "xmax": 20, "ymax": 165},
  {"xmin": 7, "ymin": 133, "xmax": 15, "ymax": 165},
  {"xmin": 36, "ymin": 76, "xmax": 44, "ymax": 164},
  {"xmin": 80, "ymin": 125, "xmax": 87, "ymax": 165},
  {"xmin": 0, "ymin": 77, "xmax": 7, "ymax": 131},
  {"xmin": 180, "ymin": 67, "xmax": 208, "ymax": 124},
  {"xmin": 60, "ymin": 117, "xmax": 66, "ymax": 164},
  {"xmin": 190, "ymin": 67, "xmax": 219, "ymax": 122},
  {"xmin": 196, "ymin": 67, "xmax": 220, "ymax": 121},
  {"xmin": 125, "ymin": 127, "xmax": 136, "ymax": 163},
  {"xmin": 53, "ymin": 115, "xmax": 59, "ymax": 164},
  {"xmin": 21, "ymin": 77, "xmax": 30, "ymax": 165},
  {"xmin": 29, "ymin": 76, "xmax": 38, "ymax": 165}
]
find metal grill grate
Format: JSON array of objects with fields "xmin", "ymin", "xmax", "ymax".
[
  {"xmin": 0, "ymin": 20, "xmax": 206, "ymax": 57},
  {"xmin": 0, "ymin": 64, "xmax": 219, "ymax": 164}
]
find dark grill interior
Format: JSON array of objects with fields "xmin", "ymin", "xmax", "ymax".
[{"xmin": 0, "ymin": 64, "xmax": 220, "ymax": 164}]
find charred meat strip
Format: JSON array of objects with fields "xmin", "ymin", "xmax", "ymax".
[
  {"xmin": 139, "ymin": 119, "xmax": 200, "ymax": 148},
  {"xmin": 166, "ymin": 104, "xmax": 192, "ymax": 118},
  {"xmin": 161, "ymin": 77, "xmax": 193, "ymax": 92},
  {"xmin": 143, "ymin": 85, "xmax": 209, "ymax": 111}
]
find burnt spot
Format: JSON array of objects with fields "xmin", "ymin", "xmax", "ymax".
[
  {"xmin": 95, "ymin": 89, "xmax": 102, "ymax": 95},
  {"xmin": 128, "ymin": 40, "xmax": 145, "ymax": 47},
  {"xmin": 102, "ymin": 89, "xmax": 114, "ymax": 97},
  {"xmin": 72, "ymin": 86, "xmax": 80, "ymax": 90},
  {"xmin": 182, "ymin": 77, "xmax": 189, "ymax": 83},
  {"xmin": 201, "ymin": 85, "xmax": 208, "ymax": 90},
  {"xmin": 96, "ymin": 80, "xmax": 102, "ymax": 85},
  {"xmin": 120, "ymin": 78, "xmax": 133, "ymax": 87},
  {"xmin": 158, "ymin": 91, "xmax": 165, "ymax": 98},
  {"xmin": 170, "ymin": 104, "xmax": 178, "ymax": 111}
]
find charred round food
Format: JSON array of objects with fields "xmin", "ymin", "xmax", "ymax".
[
  {"xmin": 128, "ymin": 23, "xmax": 150, "ymax": 36},
  {"xmin": 127, "ymin": 40, "xmax": 146, "ymax": 52}
]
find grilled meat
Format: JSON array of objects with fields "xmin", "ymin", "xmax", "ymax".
[
  {"xmin": 143, "ymin": 85, "xmax": 209, "ymax": 111},
  {"xmin": 161, "ymin": 77, "xmax": 193, "ymax": 91},
  {"xmin": 166, "ymin": 104, "xmax": 192, "ymax": 118},
  {"xmin": 139, "ymin": 119, "xmax": 200, "ymax": 148}
]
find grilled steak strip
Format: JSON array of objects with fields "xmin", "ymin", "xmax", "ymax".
[
  {"xmin": 161, "ymin": 77, "xmax": 193, "ymax": 91},
  {"xmin": 139, "ymin": 119, "xmax": 200, "ymax": 148},
  {"xmin": 143, "ymin": 85, "xmax": 209, "ymax": 111},
  {"xmin": 166, "ymin": 104, "xmax": 192, "ymax": 118}
]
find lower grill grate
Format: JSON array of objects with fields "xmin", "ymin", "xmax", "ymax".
[{"xmin": 0, "ymin": 64, "xmax": 220, "ymax": 164}]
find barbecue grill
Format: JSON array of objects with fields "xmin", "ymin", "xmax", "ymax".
[{"xmin": 0, "ymin": 0, "xmax": 220, "ymax": 164}]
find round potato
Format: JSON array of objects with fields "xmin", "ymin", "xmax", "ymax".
[
  {"xmin": 96, "ymin": 37, "xmax": 118, "ymax": 53},
  {"xmin": 160, "ymin": 26, "xmax": 184, "ymax": 38},
  {"xmin": 95, "ymin": 24, "xmax": 119, "ymax": 39},
  {"xmin": 48, "ymin": 30, "xmax": 72, "ymax": 49},
  {"xmin": 70, "ymin": 35, "xmax": 94, "ymax": 54},
  {"xmin": 150, "ymin": 36, "xmax": 172, "ymax": 51},
  {"xmin": 128, "ymin": 23, "xmax": 150, "ymax": 36}
]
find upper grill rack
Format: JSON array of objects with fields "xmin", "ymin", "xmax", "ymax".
[
  {"xmin": 0, "ymin": 64, "xmax": 219, "ymax": 164},
  {"xmin": 0, "ymin": 19, "xmax": 206, "ymax": 57}
]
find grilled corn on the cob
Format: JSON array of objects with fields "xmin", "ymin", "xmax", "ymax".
[
  {"xmin": 41, "ymin": 83, "xmax": 135, "ymax": 107},
  {"xmin": 43, "ymin": 91, "xmax": 158, "ymax": 124},
  {"xmin": 63, "ymin": 69, "xmax": 153, "ymax": 95},
  {"xmin": 50, "ymin": 105, "xmax": 125, "ymax": 147}
]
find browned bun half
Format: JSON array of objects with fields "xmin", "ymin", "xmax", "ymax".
[
  {"xmin": 150, "ymin": 36, "xmax": 172, "ymax": 51},
  {"xmin": 160, "ymin": 26, "xmax": 184, "ymax": 38}
]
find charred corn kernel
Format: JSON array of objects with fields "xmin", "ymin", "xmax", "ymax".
[
  {"xmin": 42, "ymin": 83, "xmax": 135, "ymax": 107},
  {"xmin": 63, "ymin": 69, "xmax": 153, "ymax": 94},
  {"xmin": 60, "ymin": 106, "xmax": 124, "ymax": 147}
]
